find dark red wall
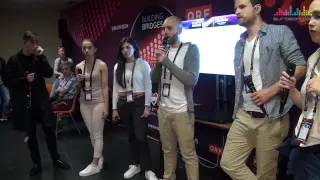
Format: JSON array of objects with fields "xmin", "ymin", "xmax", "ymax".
[{"xmin": 61, "ymin": 0, "xmax": 316, "ymax": 106}]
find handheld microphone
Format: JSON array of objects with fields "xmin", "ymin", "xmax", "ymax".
[
  {"xmin": 77, "ymin": 68, "xmax": 82, "ymax": 75},
  {"xmin": 26, "ymin": 71, "xmax": 32, "ymax": 107},
  {"xmin": 162, "ymin": 37, "xmax": 169, "ymax": 50},
  {"xmin": 279, "ymin": 63, "xmax": 296, "ymax": 114},
  {"xmin": 77, "ymin": 68, "xmax": 84, "ymax": 88}
]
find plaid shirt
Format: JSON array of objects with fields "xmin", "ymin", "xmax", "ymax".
[
  {"xmin": 233, "ymin": 22, "xmax": 306, "ymax": 121},
  {"xmin": 58, "ymin": 74, "xmax": 77, "ymax": 100}
]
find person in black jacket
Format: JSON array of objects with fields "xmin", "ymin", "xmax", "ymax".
[{"xmin": 2, "ymin": 31, "xmax": 70, "ymax": 176}]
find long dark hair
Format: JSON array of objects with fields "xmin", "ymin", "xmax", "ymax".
[{"xmin": 116, "ymin": 37, "xmax": 140, "ymax": 88}]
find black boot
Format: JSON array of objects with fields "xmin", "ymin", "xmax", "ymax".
[
  {"xmin": 29, "ymin": 164, "xmax": 42, "ymax": 176},
  {"xmin": 53, "ymin": 159, "xmax": 71, "ymax": 170}
]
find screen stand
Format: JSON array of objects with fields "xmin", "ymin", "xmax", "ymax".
[
  {"xmin": 215, "ymin": 75, "xmax": 220, "ymax": 110},
  {"xmin": 216, "ymin": 75, "xmax": 228, "ymax": 111},
  {"xmin": 223, "ymin": 75, "xmax": 228, "ymax": 110}
]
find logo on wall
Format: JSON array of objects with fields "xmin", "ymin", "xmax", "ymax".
[
  {"xmin": 130, "ymin": 5, "xmax": 173, "ymax": 69},
  {"xmin": 151, "ymin": 93, "xmax": 158, "ymax": 106},
  {"xmin": 185, "ymin": 4, "xmax": 212, "ymax": 20},
  {"xmin": 111, "ymin": 24, "xmax": 129, "ymax": 32},
  {"xmin": 265, "ymin": 0, "xmax": 311, "ymax": 26}
]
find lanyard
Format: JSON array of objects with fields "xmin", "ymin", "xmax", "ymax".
[
  {"xmin": 242, "ymin": 36, "xmax": 259, "ymax": 74},
  {"xmin": 304, "ymin": 57, "xmax": 320, "ymax": 117},
  {"xmin": 83, "ymin": 59, "xmax": 96, "ymax": 88},
  {"xmin": 124, "ymin": 60, "xmax": 136, "ymax": 89},
  {"xmin": 163, "ymin": 42, "xmax": 183, "ymax": 80}
]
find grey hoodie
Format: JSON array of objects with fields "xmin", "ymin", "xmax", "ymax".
[{"xmin": 150, "ymin": 42, "xmax": 200, "ymax": 112}]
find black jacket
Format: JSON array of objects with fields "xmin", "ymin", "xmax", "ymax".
[{"xmin": 3, "ymin": 51, "xmax": 55, "ymax": 132}]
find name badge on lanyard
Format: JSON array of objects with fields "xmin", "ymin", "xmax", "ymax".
[
  {"xmin": 162, "ymin": 83, "xmax": 171, "ymax": 97},
  {"xmin": 83, "ymin": 59, "xmax": 96, "ymax": 101},
  {"xmin": 162, "ymin": 42, "xmax": 183, "ymax": 98},
  {"xmin": 84, "ymin": 87, "xmax": 92, "ymax": 101},
  {"xmin": 297, "ymin": 118, "xmax": 314, "ymax": 145},
  {"xmin": 296, "ymin": 58, "xmax": 320, "ymax": 144},
  {"xmin": 124, "ymin": 61, "xmax": 136, "ymax": 102}
]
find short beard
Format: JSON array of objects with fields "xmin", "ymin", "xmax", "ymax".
[
  {"xmin": 243, "ymin": 15, "xmax": 257, "ymax": 28},
  {"xmin": 169, "ymin": 32, "xmax": 179, "ymax": 45}
]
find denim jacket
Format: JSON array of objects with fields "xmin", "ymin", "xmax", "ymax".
[{"xmin": 233, "ymin": 22, "xmax": 306, "ymax": 121}]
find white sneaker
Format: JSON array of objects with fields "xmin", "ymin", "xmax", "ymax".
[
  {"xmin": 98, "ymin": 157, "xmax": 104, "ymax": 169},
  {"xmin": 79, "ymin": 164, "xmax": 100, "ymax": 177},
  {"xmin": 145, "ymin": 171, "xmax": 158, "ymax": 180},
  {"xmin": 124, "ymin": 165, "xmax": 140, "ymax": 178}
]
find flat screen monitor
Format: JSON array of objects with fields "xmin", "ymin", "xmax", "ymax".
[{"xmin": 180, "ymin": 14, "xmax": 246, "ymax": 76}]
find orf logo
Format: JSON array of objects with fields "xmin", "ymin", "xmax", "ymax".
[
  {"xmin": 151, "ymin": 93, "xmax": 158, "ymax": 106},
  {"xmin": 208, "ymin": 144, "xmax": 223, "ymax": 156},
  {"xmin": 185, "ymin": 4, "xmax": 212, "ymax": 20}
]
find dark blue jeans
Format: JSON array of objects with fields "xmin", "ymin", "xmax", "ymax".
[
  {"xmin": 0, "ymin": 84, "xmax": 10, "ymax": 113},
  {"xmin": 50, "ymin": 78, "xmax": 59, "ymax": 98},
  {"xmin": 293, "ymin": 148, "xmax": 320, "ymax": 180}
]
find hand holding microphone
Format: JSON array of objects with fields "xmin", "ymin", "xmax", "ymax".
[
  {"xmin": 77, "ymin": 68, "xmax": 85, "ymax": 89},
  {"xmin": 279, "ymin": 63, "xmax": 296, "ymax": 114},
  {"xmin": 156, "ymin": 37, "xmax": 169, "ymax": 63},
  {"xmin": 279, "ymin": 71, "xmax": 296, "ymax": 90},
  {"xmin": 77, "ymin": 69, "xmax": 84, "ymax": 82},
  {"xmin": 26, "ymin": 73, "xmax": 35, "ymax": 83}
]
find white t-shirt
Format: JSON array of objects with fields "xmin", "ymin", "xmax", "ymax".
[
  {"xmin": 242, "ymin": 36, "xmax": 263, "ymax": 113},
  {"xmin": 295, "ymin": 48, "xmax": 320, "ymax": 147},
  {"xmin": 159, "ymin": 44, "xmax": 189, "ymax": 113}
]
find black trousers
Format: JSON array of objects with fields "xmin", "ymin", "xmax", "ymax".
[
  {"xmin": 27, "ymin": 107, "xmax": 59, "ymax": 164},
  {"xmin": 293, "ymin": 148, "xmax": 320, "ymax": 180},
  {"xmin": 118, "ymin": 96, "xmax": 151, "ymax": 171}
]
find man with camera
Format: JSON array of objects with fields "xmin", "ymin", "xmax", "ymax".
[{"xmin": 220, "ymin": 0, "xmax": 307, "ymax": 179}]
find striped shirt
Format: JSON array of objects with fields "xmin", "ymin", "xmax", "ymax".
[
  {"xmin": 233, "ymin": 22, "xmax": 306, "ymax": 121},
  {"xmin": 58, "ymin": 74, "xmax": 77, "ymax": 100}
]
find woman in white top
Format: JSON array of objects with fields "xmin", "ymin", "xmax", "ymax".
[
  {"xmin": 279, "ymin": 1, "xmax": 320, "ymax": 179},
  {"xmin": 50, "ymin": 46, "xmax": 73, "ymax": 97},
  {"xmin": 112, "ymin": 37, "xmax": 158, "ymax": 180}
]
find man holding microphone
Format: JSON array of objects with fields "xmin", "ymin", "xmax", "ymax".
[
  {"xmin": 220, "ymin": 0, "xmax": 307, "ymax": 179},
  {"xmin": 3, "ymin": 31, "xmax": 70, "ymax": 177},
  {"xmin": 151, "ymin": 16, "xmax": 200, "ymax": 180}
]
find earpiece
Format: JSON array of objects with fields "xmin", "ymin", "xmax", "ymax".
[{"xmin": 254, "ymin": 4, "xmax": 261, "ymax": 13}]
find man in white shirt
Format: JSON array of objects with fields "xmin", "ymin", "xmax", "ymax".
[
  {"xmin": 220, "ymin": 0, "xmax": 306, "ymax": 179},
  {"xmin": 151, "ymin": 16, "xmax": 200, "ymax": 180}
]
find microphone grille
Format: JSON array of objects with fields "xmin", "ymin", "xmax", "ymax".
[
  {"xmin": 162, "ymin": 37, "xmax": 169, "ymax": 46},
  {"xmin": 287, "ymin": 63, "xmax": 296, "ymax": 76}
]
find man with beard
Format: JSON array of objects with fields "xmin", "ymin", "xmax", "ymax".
[
  {"xmin": 3, "ymin": 31, "xmax": 70, "ymax": 176},
  {"xmin": 220, "ymin": 0, "xmax": 306, "ymax": 179},
  {"xmin": 151, "ymin": 16, "xmax": 199, "ymax": 180}
]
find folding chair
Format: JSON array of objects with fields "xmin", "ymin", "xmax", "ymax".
[
  {"xmin": 46, "ymin": 84, "xmax": 53, "ymax": 94},
  {"xmin": 54, "ymin": 93, "xmax": 81, "ymax": 137}
]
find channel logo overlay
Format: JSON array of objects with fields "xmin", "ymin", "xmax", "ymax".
[{"xmin": 273, "ymin": 6, "xmax": 311, "ymax": 17}]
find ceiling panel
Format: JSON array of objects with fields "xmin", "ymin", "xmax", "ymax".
[{"xmin": 0, "ymin": 0, "xmax": 86, "ymax": 10}]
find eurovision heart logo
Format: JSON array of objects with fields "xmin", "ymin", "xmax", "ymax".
[{"xmin": 151, "ymin": 93, "xmax": 158, "ymax": 106}]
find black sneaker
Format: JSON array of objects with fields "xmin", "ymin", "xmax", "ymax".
[
  {"xmin": 29, "ymin": 164, "xmax": 42, "ymax": 176},
  {"xmin": 53, "ymin": 159, "xmax": 71, "ymax": 170}
]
